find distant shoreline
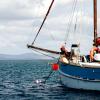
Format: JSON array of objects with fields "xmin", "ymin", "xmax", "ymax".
[{"xmin": 0, "ymin": 53, "xmax": 55, "ymax": 60}]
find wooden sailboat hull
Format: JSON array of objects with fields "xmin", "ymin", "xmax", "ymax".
[{"xmin": 59, "ymin": 62, "xmax": 100, "ymax": 91}]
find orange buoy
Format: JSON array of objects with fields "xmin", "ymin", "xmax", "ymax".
[{"xmin": 52, "ymin": 63, "xmax": 59, "ymax": 71}]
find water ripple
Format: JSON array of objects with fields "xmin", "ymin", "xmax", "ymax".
[{"xmin": 0, "ymin": 60, "xmax": 100, "ymax": 100}]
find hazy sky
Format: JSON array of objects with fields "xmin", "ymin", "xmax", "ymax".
[{"xmin": 0, "ymin": 0, "xmax": 100, "ymax": 55}]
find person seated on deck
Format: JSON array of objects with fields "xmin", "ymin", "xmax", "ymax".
[
  {"xmin": 60, "ymin": 45, "xmax": 70, "ymax": 63},
  {"xmin": 90, "ymin": 45, "xmax": 100, "ymax": 62}
]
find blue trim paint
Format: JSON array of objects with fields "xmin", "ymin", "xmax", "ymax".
[{"xmin": 59, "ymin": 62, "xmax": 100, "ymax": 80}]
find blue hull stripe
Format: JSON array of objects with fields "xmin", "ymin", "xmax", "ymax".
[{"xmin": 59, "ymin": 62, "xmax": 100, "ymax": 80}]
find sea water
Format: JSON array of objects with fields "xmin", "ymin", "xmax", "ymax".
[{"xmin": 0, "ymin": 60, "xmax": 100, "ymax": 100}]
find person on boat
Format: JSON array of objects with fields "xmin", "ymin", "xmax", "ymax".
[
  {"xmin": 60, "ymin": 45, "xmax": 70, "ymax": 63},
  {"xmin": 90, "ymin": 45, "xmax": 100, "ymax": 62},
  {"xmin": 60, "ymin": 46, "xmax": 69, "ymax": 56}
]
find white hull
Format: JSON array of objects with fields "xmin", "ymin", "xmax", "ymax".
[{"xmin": 59, "ymin": 71, "xmax": 100, "ymax": 91}]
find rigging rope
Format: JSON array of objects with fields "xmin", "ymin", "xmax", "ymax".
[
  {"xmin": 64, "ymin": 0, "xmax": 78, "ymax": 45},
  {"xmin": 32, "ymin": 0, "xmax": 55, "ymax": 45},
  {"xmin": 74, "ymin": 17, "xmax": 77, "ymax": 32}
]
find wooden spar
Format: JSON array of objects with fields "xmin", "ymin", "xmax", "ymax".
[
  {"xmin": 93, "ymin": 0, "xmax": 97, "ymax": 46},
  {"xmin": 27, "ymin": 44, "xmax": 60, "ymax": 54},
  {"xmin": 32, "ymin": 0, "xmax": 55, "ymax": 45}
]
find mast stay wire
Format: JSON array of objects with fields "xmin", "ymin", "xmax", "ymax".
[
  {"xmin": 65, "ymin": 0, "xmax": 77, "ymax": 43},
  {"xmin": 64, "ymin": 0, "xmax": 78, "ymax": 45},
  {"xmin": 64, "ymin": 0, "xmax": 75, "ymax": 44},
  {"xmin": 30, "ymin": 0, "xmax": 77, "ymax": 59},
  {"xmin": 31, "ymin": 0, "xmax": 55, "ymax": 45}
]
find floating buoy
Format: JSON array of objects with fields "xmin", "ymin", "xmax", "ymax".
[{"xmin": 52, "ymin": 63, "xmax": 59, "ymax": 71}]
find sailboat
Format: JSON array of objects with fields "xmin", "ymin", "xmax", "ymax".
[{"xmin": 27, "ymin": 0, "xmax": 100, "ymax": 91}]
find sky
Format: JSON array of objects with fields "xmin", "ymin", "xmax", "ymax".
[{"xmin": 0, "ymin": 0, "xmax": 100, "ymax": 55}]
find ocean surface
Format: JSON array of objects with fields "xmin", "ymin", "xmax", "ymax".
[{"xmin": 0, "ymin": 60, "xmax": 100, "ymax": 100}]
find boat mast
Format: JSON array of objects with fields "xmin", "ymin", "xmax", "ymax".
[{"xmin": 93, "ymin": 0, "xmax": 97, "ymax": 46}]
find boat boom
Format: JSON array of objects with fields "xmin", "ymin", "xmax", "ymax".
[{"xmin": 27, "ymin": 44, "xmax": 60, "ymax": 54}]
